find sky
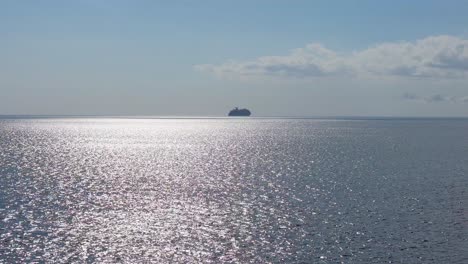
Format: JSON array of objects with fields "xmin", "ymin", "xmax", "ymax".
[{"xmin": 1, "ymin": 0, "xmax": 468, "ymax": 117}]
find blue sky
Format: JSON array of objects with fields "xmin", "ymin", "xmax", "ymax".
[{"xmin": 1, "ymin": 0, "xmax": 468, "ymax": 116}]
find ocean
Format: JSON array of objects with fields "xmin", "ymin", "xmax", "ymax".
[{"xmin": 1, "ymin": 118, "xmax": 467, "ymax": 263}]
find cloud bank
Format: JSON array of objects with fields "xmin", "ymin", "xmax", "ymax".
[
  {"xmin": 196, "ymin": 35, "xmax": 468, "ymax": 79},
  {"xmin": 402, "ymin": 93, "xmax": 468, "ymax": 103}
]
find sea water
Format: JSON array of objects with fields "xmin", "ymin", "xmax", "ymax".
[{"xmin": 1, "ymin": 118, "xmax": 467, "ymax": 263}]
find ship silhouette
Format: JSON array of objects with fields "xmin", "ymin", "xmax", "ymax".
[{"xmin": 228, "ymin": 107, "xmax": 251, "ymax": 116}]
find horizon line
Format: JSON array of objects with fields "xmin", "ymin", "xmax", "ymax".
[{"xmin": 1, "ymin": 114, "xmax": 468, "ymax": 120}]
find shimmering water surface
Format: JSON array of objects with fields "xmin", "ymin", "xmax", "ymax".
[{"xmin": 1, "ymin": 118, "xmax": 467, "ymax": 263}]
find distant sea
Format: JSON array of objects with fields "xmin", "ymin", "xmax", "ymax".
[{"xmin": 1, "ymin": 117, "xmax": 467, "ymax": 263}]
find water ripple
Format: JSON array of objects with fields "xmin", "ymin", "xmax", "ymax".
[{"xmin": 1, "ymin": 118, "xmax": 467, "ymax": 263}]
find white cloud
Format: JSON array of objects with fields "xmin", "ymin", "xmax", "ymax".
[
  {"xmin": 195, "ymin": 43, "xmax": 350, "ymax": 78},
  {"xmin": 196, "ymin": 35, "xmax": 468, "ymax": 79}
]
